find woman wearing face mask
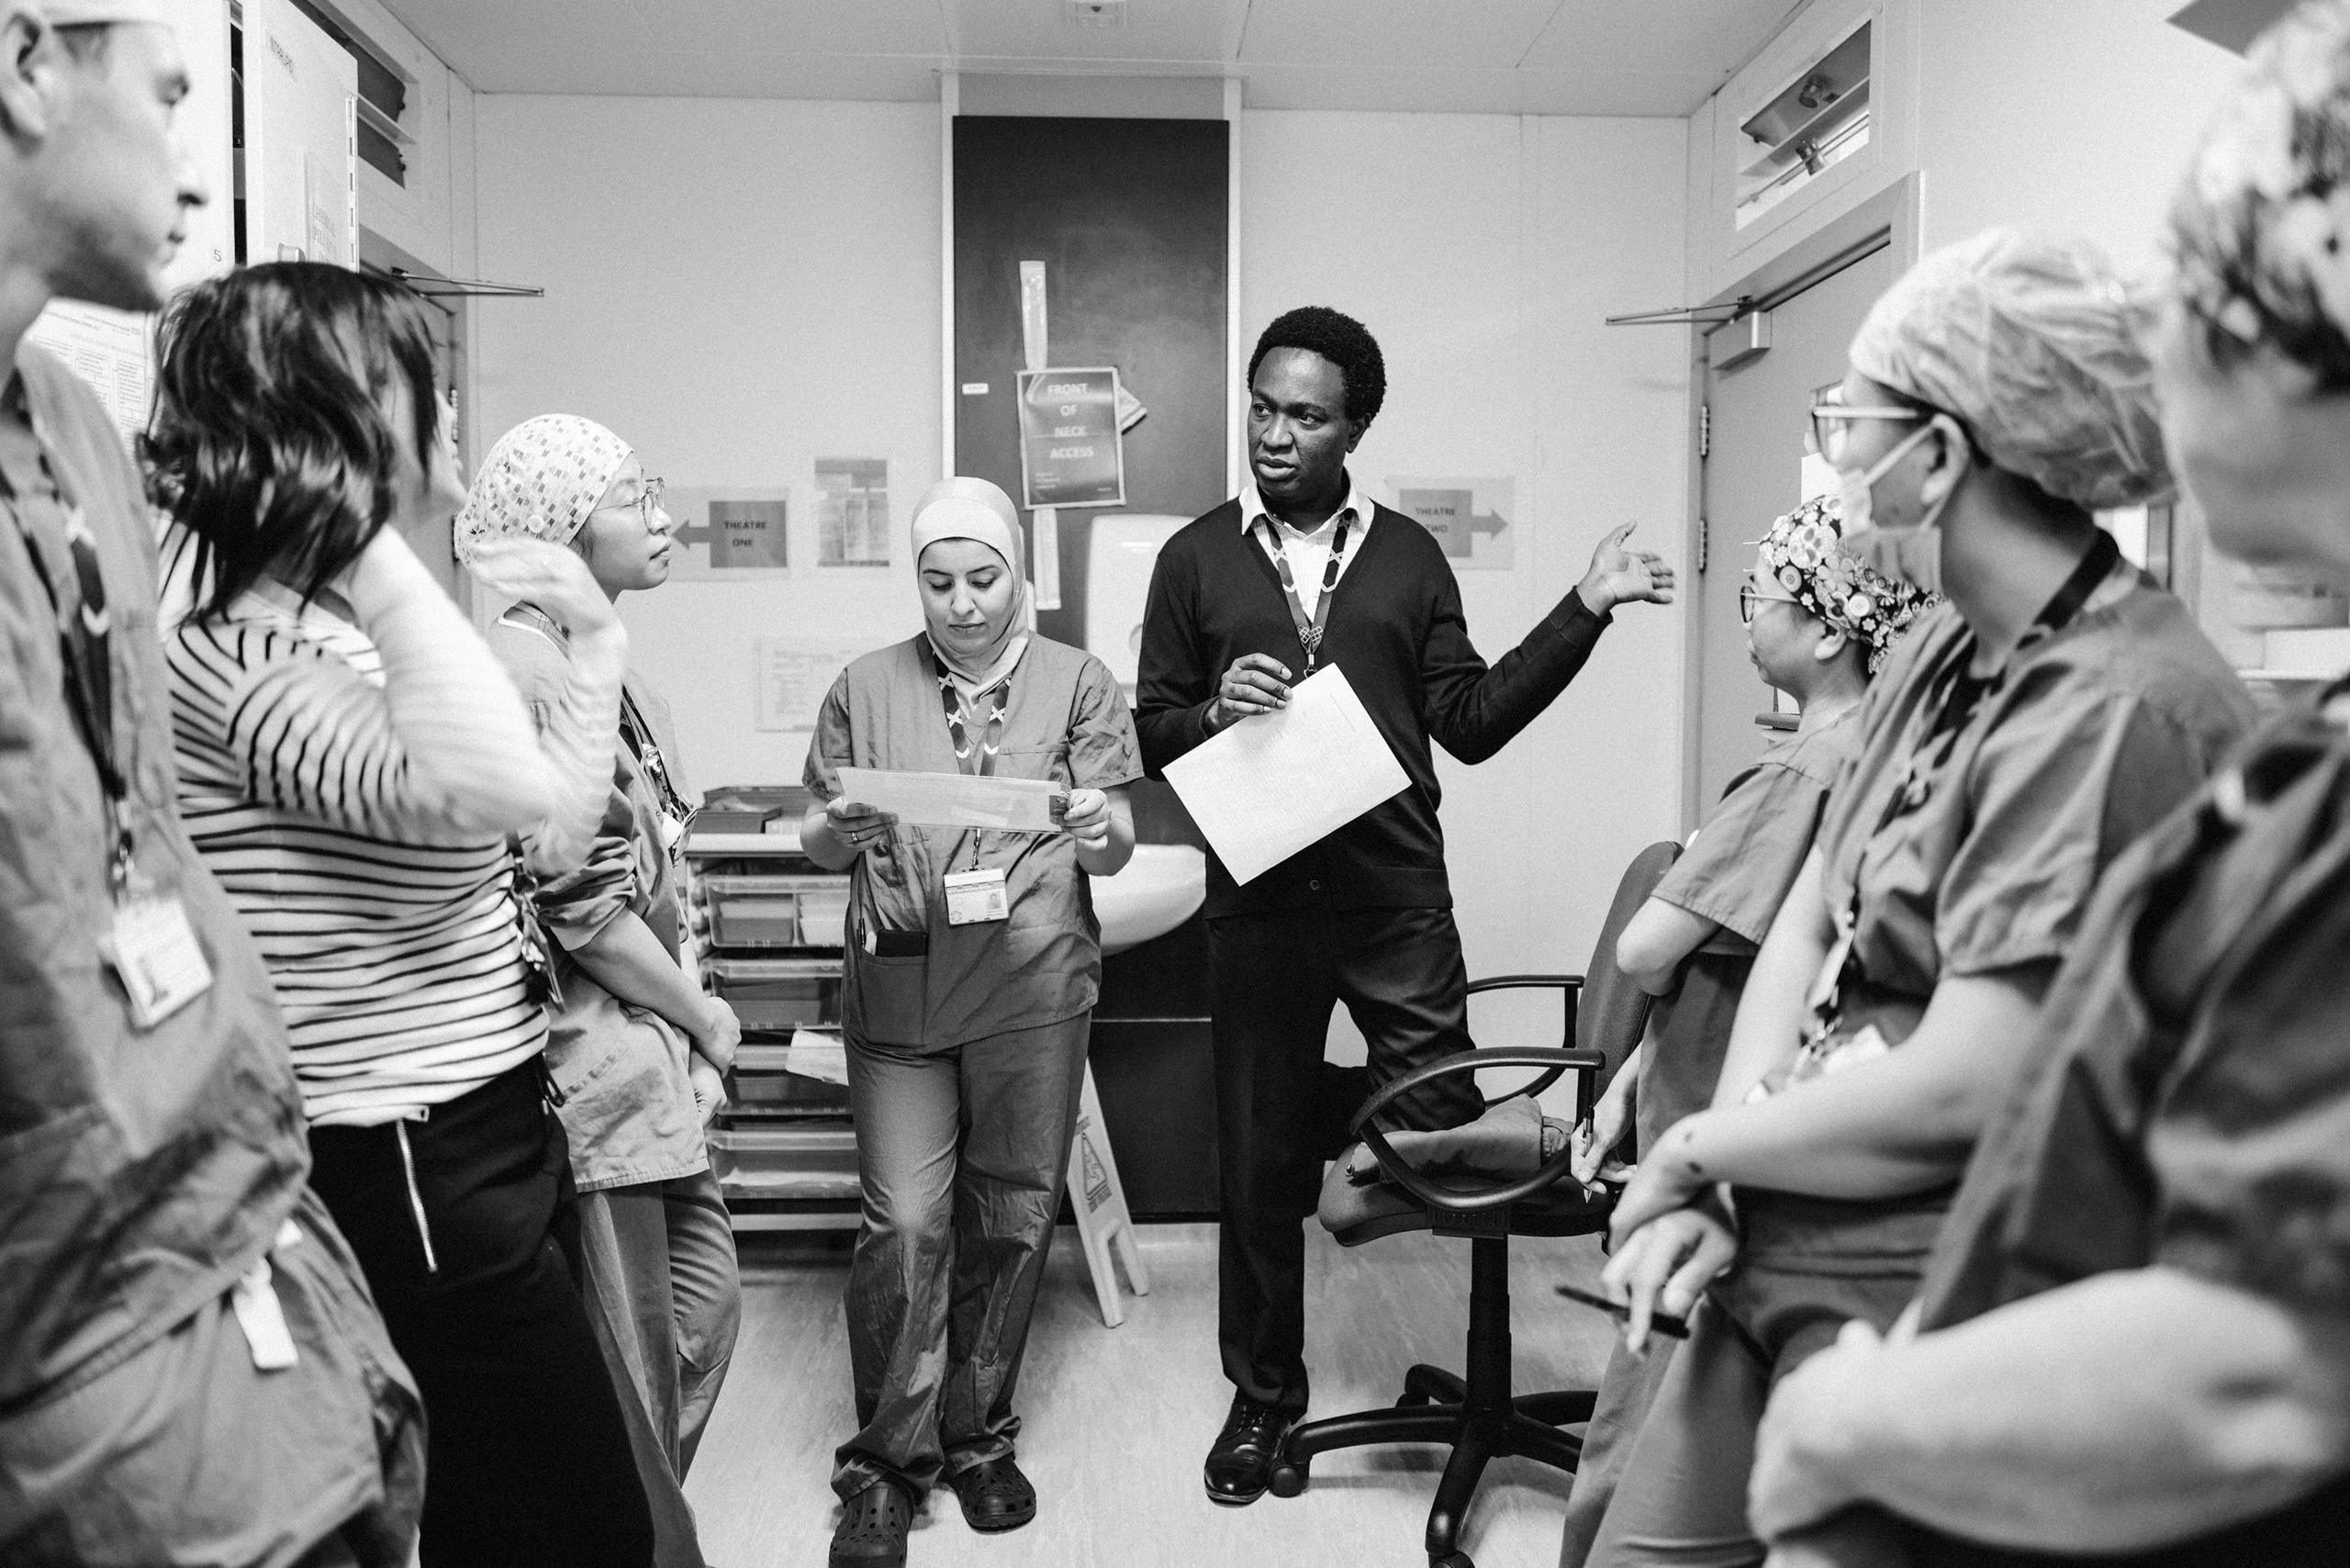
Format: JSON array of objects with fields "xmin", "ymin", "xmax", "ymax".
[
  {"xmin": 460, "ymin": 416, "xmax": 744, "ymax": 1568},
  {"xmin": 1579, "ymin": 230, "xmax": 2256, "ymax": 1568},
  {"xmin": 800, "ymin": 476, "xmax": 1140, "ymax": 1568},
  {"xmin": 1743, "ymin": 8, "xmax": 2350, "ymax": 1562},
  {"xmin": 1557, "ymin": 497, "xmax": 1934, "ymax": 1568},
  {"xmin": 151, "ymin": 266, "xmax": 651, "ymax": 1567}
]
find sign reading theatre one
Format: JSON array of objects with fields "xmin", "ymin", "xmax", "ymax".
[{"xmin": 1015, "ymin": 366, "xmax": 1127, "ymax": 510}]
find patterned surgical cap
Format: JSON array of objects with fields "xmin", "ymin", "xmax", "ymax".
[{"xmin": 454, "ymin": 415, "xmax": 632, "ymax": 565}]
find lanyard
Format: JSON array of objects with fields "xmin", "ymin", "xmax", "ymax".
[
  {"xmin": 1255, "ymin": 512, "xmax": 1353, "ymax": 671},
  {"xmin": 1, "ymin": 426, "xmax": 136, "ymax": 891},
  {"xmin": 926, "ymin": 641, "xmax": 1010, "ymax": 778},
  {"xmin": 619, "ymin": 687, "xmax": 693, "ymax": 840},
  {"xmin": 1820, "ymin": 530, "xmax": 2122, "ymax": 1023}
]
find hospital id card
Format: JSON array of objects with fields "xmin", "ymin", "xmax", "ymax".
[
  {"xmin": 105, "ymin": 892, "xmax": 213, "ymax": 1029},
  {"xmin": 943, "ymin": 868, "xmax": 1010, "ymax": 926}
]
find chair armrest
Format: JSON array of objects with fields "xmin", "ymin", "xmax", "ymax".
[
  {"xmin": 1348, "ymin": 1047, "xmax": 1606, "ymax": 1215},
  {"xmin": 1461, "ymin": 973, "xmax": 1585, "ymax": 1100}
]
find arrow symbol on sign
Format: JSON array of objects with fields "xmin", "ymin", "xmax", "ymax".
[{"xmin": 1471, "ymin": 510, "xmax": 1507, "ymax": 537}]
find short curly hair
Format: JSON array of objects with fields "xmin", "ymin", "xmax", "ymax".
[{"xmin": 1248, "ymin": 306, "xmax": 1386, "ymax": 428}]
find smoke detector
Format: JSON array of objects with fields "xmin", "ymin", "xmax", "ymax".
[{"xmin": 1067, "ymin": 0, "xmax": 1127, "ymax": 28}]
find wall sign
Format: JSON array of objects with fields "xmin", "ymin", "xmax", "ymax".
[
  {"xmin": 1016, "ymin": 367, "xmax": 1127, "ymax": 511},
  {"xmin": 1391, "ymin": 476, "xmax": 1515, "ymax": 570}
]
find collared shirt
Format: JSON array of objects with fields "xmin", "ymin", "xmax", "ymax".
[
  {"xmin": 1237, "ymin": 471, "xmax": 1377, "ymax": 622},
  {"xmin": 0, "ymin": 343, "xmax": 308, "ymax": 1406}
]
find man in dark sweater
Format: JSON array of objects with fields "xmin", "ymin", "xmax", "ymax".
[{"xmin": 1136, "ymin": 306, "xmax": 1674, "ymax": 1505}]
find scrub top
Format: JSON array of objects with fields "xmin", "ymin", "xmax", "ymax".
[
  {"xmin": 497, "ymin": 612, "xmax": 707, "ymax": 1193},
  {"xmin": 1751, "ymin": 554, "xmax": 2251, "ymax": 1270},
  {"xmin": 0, "ymin": 349, "xmax": 311, "ymax": 1406},
  {"xmin": 1896, "ymin": 691, "xmax": 2350, "ymax": 1565},
  {"xmin": 1635, "ymin": 705, "xmax": 1863, "ymax": 1152},
  {"xmin": 1811, "ymin": 562, "xmax": 2251, "ymax": 1056},
  {"xmin": 805, "ymin": 633, "xmax": 1142, "ymax": 1051}
]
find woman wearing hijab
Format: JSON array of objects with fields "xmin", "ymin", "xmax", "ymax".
[
  {"xmin": 458, "ymin": 416, "xmax": 744, "ymax": 1568},
  {"xmin": 801, "ymin": 476, "xmax": 1140, "ymax": 1568},
  {"xmin": 1579, "ymin": 230, "xmax": 2255, "ymax": 1568},
  {"xmin": 1745, "ymin": 7, "xmax": 2350, "ymax": 1562}
]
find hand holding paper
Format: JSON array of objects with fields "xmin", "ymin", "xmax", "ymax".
[{"xmin": 1164, "ymin": 663, "xmax": 1409, "ymax": 885}]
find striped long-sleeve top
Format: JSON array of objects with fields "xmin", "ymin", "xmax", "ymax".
[{"xmin": 166, "ymin": 575, "xmax": 568, "ymax": 1126}]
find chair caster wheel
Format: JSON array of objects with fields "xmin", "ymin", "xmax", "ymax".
[
  {"xmin": 1268, "ymin": 1459, "xmax": 1308, "ymax": 1498},
  {"xmin": 1430, "ymin": 1553, "xmax": 1474, "ymax": 1568}
]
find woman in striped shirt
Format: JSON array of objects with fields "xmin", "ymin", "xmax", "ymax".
[{"xmin": 151, "ymin": 263, "xmax": 654, "ymax": 1568}]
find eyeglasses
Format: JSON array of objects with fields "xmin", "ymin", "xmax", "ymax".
[
  {"xmin": 1740, "ymin": 581, "xmax": 1804, "ymax": 624},
  {"xmin": 1809, "ymin": 391, "xmax": 1924, "ymax": 465},
  {"xmin": 599, "ymin": 476, "xmax": 666, "ymax": 530}
]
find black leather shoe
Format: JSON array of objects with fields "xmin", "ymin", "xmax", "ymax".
[
  {"xmin": 946, "ymin": 1454, "xmax": 1036, "ymax": 1532},
  {"xmin": 1203, "ymin": 1394, "xmax": 1297, "ymax": 1506},
  {"xmin": 829, "ymin": 1481, "xmax": 914, "ymax": 1567}
]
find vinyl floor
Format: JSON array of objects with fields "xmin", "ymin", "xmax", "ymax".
[{"xmin": 684, "ymin": 1222, "xmax": 1619, "ymax": 1568}]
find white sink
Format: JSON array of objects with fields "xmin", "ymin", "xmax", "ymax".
[{"xmin": 1089, "ymin": 843, "xmax": 1206, "ymax": 955}]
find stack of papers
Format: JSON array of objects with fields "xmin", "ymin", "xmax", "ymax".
[{"xmin": 782, "ymin": 1028, "xmax": 847, "ymax": 1086}]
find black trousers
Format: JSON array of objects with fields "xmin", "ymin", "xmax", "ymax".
[
  {"xmin": 1210, "ymin": 904, "xmax": 1485, "ymax": 1414},
  {"xmin": 308, "ymin": 1062, "xmax": 655, "ymax": 1568}
]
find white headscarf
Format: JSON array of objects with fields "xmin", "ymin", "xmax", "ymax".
[
  {"xmin": 453, "ymin": 415, "xmax": 632, "ymax": 564},
  {"xmin": 35, "ymin": 2, "xmax": 175, "ymax": 23},
  {"xmin": 911, "ymin": 476, "xmax": 1031, "ymax": 697}
]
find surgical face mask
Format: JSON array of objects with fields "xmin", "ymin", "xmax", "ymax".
[{"xmin": 1837, "ymin": 416, "xmax": 1964, "ymax": 595}]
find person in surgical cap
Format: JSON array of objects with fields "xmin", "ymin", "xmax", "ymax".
[
  {"xmin": 0, "ymin": 4, "xmax": 423, "ymax": 1564},
  {"xmin": 1576, "ymin": 229, "xmax": 2255, "ymax": 1568},
  {"xmin": 798, "ymin": 476, "xmax": 1141, "ymax": 1566},
  {"xmin": 1743, "ymin": 3, "xmax": 2350, "ymax": 1561}
]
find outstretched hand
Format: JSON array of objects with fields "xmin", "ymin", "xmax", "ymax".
[{"xmin": 1578, "ymin": 522, "xmax": 1676, "ymax": 614}]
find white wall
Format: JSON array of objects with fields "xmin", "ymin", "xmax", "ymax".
[
  {"xmin": 471, "ymin": 96, "xmax": 944, "ymax": 790},
  {"xmin": 471, "ymin": 95, "xmax": 1692, "ymax": 1003},
  {"xmin": 1913, "ymin": 0, "xmax": 2238, "ymax": 265}
]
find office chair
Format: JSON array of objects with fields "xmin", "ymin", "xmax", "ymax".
[{"xmin": 1269, "ymin": 841, "xmax": 1682, "ymax": 1568}]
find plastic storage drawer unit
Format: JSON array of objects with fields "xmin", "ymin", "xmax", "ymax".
[{"xmin": 702, "ymin": 874, "xmax": 842, "ymax": 947}]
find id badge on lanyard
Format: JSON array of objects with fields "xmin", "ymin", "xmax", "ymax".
[
  {"xmin": 5, "ymin": 431, "xmax": 213, "ymax": 1030},
  {"xmin": 931, "ymin": 646, "xmax": 1013, "ymax": 926}
]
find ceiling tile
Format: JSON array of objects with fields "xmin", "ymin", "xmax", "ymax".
[
  {"xmin": 1516, "ymin": 0, "xmax": 1799, "ymax": 78},
  {"xmin": 1237, "ymin": 0, "xmax": 1564, "ymax": 70},
  {"xmin": 946, "ymin": 0, "xmax": 1240, "ymax": 63}
]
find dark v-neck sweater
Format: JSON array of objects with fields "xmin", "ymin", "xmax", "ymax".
[{"xmin": 1136, "ymin": 498, "xmax": 1612, "ymax": 918}]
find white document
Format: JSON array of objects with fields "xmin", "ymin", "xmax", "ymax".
[
  {"xmin": 1163, "ymin": 663, "xmax": 1409, "ymax": 885},
  {"xmin": 783, "ymin": 1028, "xmax": 847, "ymax": 1087},
  {"xmin": 834, "ymin": 767, "xmax": 1064, "ymax": 832}
]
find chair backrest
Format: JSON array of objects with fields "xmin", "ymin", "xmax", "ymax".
[{"xmin": 1576, "ymin": 841, "xmax": 1683, "ymax": 1092}]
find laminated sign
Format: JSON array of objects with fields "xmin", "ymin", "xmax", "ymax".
[{"xmin": 1016, "ymin": 367, "xmax": 1127, "ymax": 510}]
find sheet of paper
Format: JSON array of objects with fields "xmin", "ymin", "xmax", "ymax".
[
  {"xmin": 1163, "ymin": 663, "xmax": 1410, "ymax": 886},
  {"xmin": 783, "ymin": 1028, "xmax": 847, "ymax": 1086},
  {"xmin": 754, "ymin": 639, "xmax": 859, "ymax": 733},
  {"xmin": 834, "ymin": 767, "xmax": 1064, "ymax": 832}
]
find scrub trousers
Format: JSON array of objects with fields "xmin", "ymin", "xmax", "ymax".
[
  {"xmin": 1584, "ymin": 1193, "xmax": 1935, "ymax": 1568},
  {"xmin": 576, "ymin": 1170, "xmax": 742, "ymax": 1568},
  {"xmin": 1210, "ymin": 905, "xmax": 1486, "ymax": 1416},
  {"xmin": 307, "ymin": 1060, "xmax": 655, "ymax": 1568},
  {"xmin": 834, "ymin": 1013, "xmax": 1092, "ymax": 1501},
  {"xmin": 1558, "ymin": 1338, "xmax": 1679, "ymax": 1568}
]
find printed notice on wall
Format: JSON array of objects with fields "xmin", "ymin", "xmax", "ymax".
[
  {"xmin": 666, "ymin": 487, "xmax": 791, "ymax": 579},
  {"xmin": 1390, "ymin": 477, "xmax": 1514, "ymax": 571},
  {"xmin": 816, "ymin": 459, "xmax": 890, "ymax": 567},
  {"xmin": 755, "ymin": 638, "xmax": 861, "ymax": 733},
  {"xmin": 27, "ymin": 301, "xmax": 151, "ymax": 445},
  {"xmin": 1016, "ymin": 367, "xmax": 1126, "ymax": 510}
]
